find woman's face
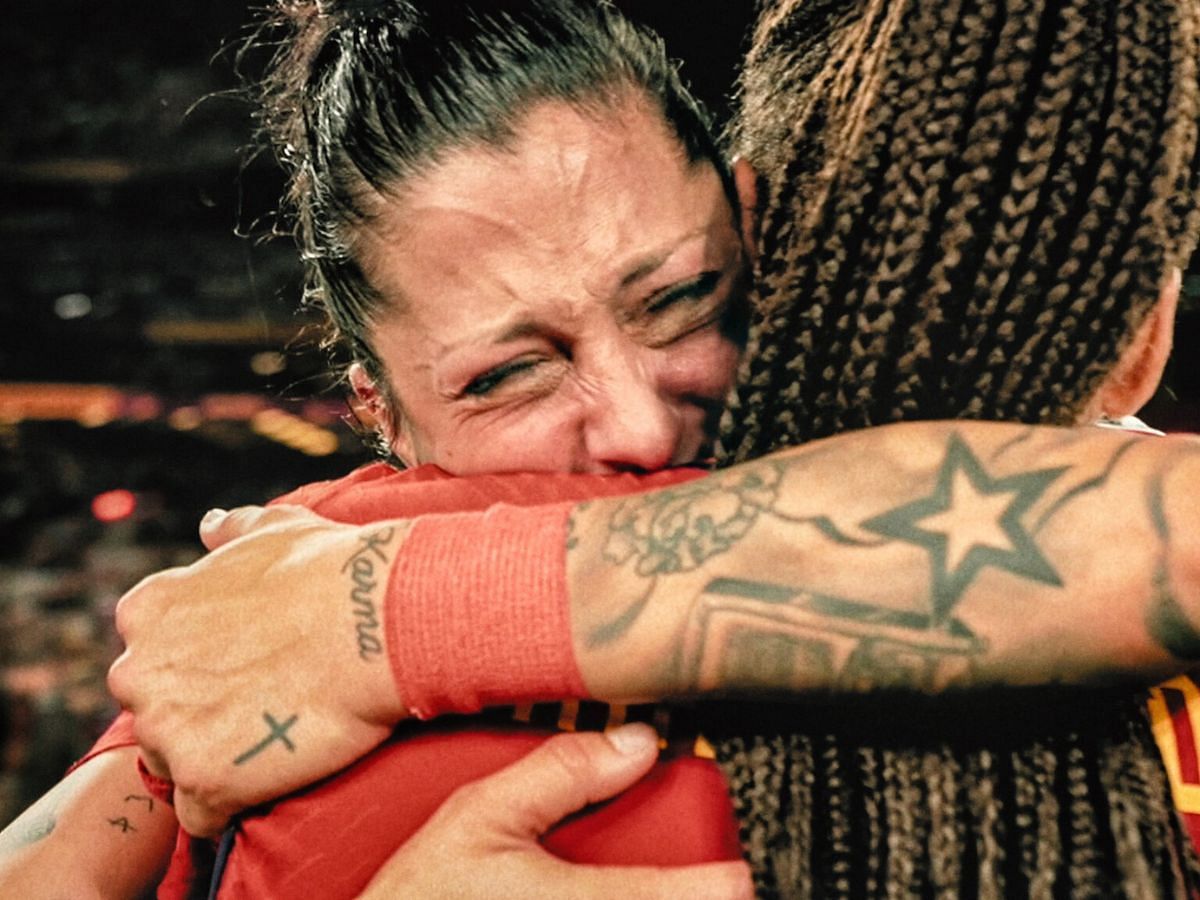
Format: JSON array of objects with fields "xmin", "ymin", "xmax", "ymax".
[{"xmin": 354, "ymin": 97, "xmax": 752, "ymax": 475}]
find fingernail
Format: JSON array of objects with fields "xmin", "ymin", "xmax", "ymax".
[
  {"xmin": 606, "ymin": 722, "xmax": 656, "ymax": 755},
  {"xmin": 200, "ymin": 508, "xmax": 228, "ymax": 528}
]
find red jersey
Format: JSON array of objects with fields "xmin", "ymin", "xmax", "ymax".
[
  {"xmin": 81, "ymin": 463, "xmax": 742, "ymax": 898},
  {"xmin": 79, "ymin": 459, "xmax": 1200, "ymax": 894}
]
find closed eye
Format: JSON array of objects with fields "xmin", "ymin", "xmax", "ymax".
[
  {"xmin": 646, "ymin": 271, "xmax": 723, "ymax": 315},
  {"xmin": 461, "ymin": 357, "xmax": 543, "ymax": 397},
  {"xmin": 637, "ymin": 270, "xmax": 732, "ymax": 347}
]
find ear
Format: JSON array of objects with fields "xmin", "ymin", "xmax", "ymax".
[
  {"xmin": 1083, "ymin": 267, "xmax": 1180, "ymax": 422},
  {"xmin": 731, "ymin": 156, "xmax": 760, "ymax": 262},
  {"xmin": 348, "ymin": 362, "xmax": 417, "ymax": 465}
]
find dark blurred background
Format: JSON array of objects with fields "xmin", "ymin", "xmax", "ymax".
[{"xmin": 0, "ymin": 1, "xmax": 1196, "ymax": 828}]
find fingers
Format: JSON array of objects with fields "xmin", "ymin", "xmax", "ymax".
[
  {"xmin": 446, "ymin": 724, "xmax": 661, "ymax": 838},
  {"xmin": 106, "ymin": 647, "xmax": 141, "ymax": 712},
  {"xmin": 173, "ymin": 793, "xmax": 234, "ymax": 840},
  {"xmin": 362, "ymin": 726, "xmax": 754, "ymax": 900},
  {"xmin": 198, "ymin": 503, "xmax": 318, "ymax": 551}
]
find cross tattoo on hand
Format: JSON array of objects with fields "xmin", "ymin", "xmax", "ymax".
[{"xmin": 234, "ymin": 712, "xmax": 299, "ymax": 766}]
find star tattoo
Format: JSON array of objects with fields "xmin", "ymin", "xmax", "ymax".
[{"xmin": 861, "ymin": 434, "xmax": 1064, "ymax": 622}]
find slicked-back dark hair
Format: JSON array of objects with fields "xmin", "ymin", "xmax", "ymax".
[
  {"xmin": 711, "ymin": 0, "xmax": 1200, "ymax": 895},
  {"xmin": 257, "ymin": 0, "xmax": 729, "ymax": 441}
]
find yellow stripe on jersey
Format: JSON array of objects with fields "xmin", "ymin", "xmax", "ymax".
[{"xmin": 1148, "ymin": 675, "xmax": 1200, "ymax": 815}]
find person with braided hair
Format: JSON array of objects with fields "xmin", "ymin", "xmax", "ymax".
[
  {"xmin": 705, "ymin": 0, "xmax": 1200, "ymax": 894},
  {"xmin": 5, "ymin": 0, "xmax": 1200, "ymax": 896}
]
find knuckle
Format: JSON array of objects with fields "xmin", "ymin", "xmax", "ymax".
[
  {"xmin": 169, "ymin": 762, "xmax": 216, "ymax": 806},
  {"xmin": 240, "ymin": 504, "xmax": 297, "ymax": 529},
  {"xmin": 113, "ymin": 568, "xmax": 183, "ymax": 637},
  {"xmin": 112, "ymin": 585, "xmax": 143, "ymax": 638},
  {"xmin": 223, "ymin": 505, "xmax": 265, "ymax": 532},
  {"xmin": 105, "ymin": 656, "xmax": 131, "ymax": 703}
]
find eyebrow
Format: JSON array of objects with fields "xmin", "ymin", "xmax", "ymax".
[
  {"xmin": 445, "ymin": 225, "xmax": 723, "ymax": 354},
  {"xmin": 491, "ymin": 320, "xmax": 543, "ymax": 345},
  {"xmin": 616, "ymin": 226, "xmax": 710, "ymax": 290}
]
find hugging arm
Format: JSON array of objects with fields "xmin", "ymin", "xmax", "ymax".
[
  {"xmin": 0, "ymin": 733, "xmax": 751, "ymax": 900},
  {"xmin": 108, "ymin": 420, "xmax": 1200, "ymax": 834},
  {"xmin": 0, "ymin": 746, "xmax": 176, "ymax": 900},
  {"xmin": 357, "ymin": 724, "xmax": 751, "ymax": 900},
  {"xmin": 568, "ymin": 421, "xmax": 1200, "ymax": 702}
]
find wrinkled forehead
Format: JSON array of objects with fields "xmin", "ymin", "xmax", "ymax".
[{"xmin": 354, "ymin": 96, "xmax": 737, "ymax": 312}]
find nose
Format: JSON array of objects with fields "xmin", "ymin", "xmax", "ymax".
[{"xmin": 582, "ymin": 347, "xmax": 681, "ymax": 473}]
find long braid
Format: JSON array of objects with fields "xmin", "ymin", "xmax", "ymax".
[{"xmin": 710, "ymin": 0, "xmax": 1200, "ymax": 895}]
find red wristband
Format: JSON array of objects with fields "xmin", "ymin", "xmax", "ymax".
[{"xmin": 385, "ymin": 501, "xmax": 588, "ymax": 718}]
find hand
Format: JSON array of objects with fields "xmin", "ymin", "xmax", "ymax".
[
  {"xmin": 107, "ymin": 505, "xmax": 412, "ymax": 837},
  {"xmin": 357, "ymin": 724, "xmax": 752, "ymax": 899}
]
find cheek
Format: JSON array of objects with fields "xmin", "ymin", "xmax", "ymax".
[
  {"xmin": 660, "ymin": 331, "xmax": 741, "ymax": 399},
  {"xmin": 418, "ymin": 403, "xmax": 583, "ymax": 475}
]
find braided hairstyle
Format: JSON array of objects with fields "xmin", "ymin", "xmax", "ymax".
[
  {"xmin": 711, "ymin": 0, "xmax": 1200, "ymax": 895},
  {"xmin": 724, "ymin": 0, "xmax": 1199, "ymax": 455},
  {"xmin": 254, "ymin": 0, "xmax": 729, "ymax": 453}
]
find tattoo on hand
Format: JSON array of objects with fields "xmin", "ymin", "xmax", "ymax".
[
  {"xmin": 342, "ymin": 526, "xmax": 398, "ymax": 662},
  {"xmin": 234, "ymin": 711, "xmax": 299, "ymax": 766}
]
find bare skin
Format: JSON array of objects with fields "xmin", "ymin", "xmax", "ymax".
[
  {"xmin": 105, "ymin": 419, "xmax": 1200, "ymax": 838},
  {"xmin": 358, "ymin": 724, "xmax": 751, "ymax": 899},
  {"xmin": 0, "ymin": 747, "xmax": 175, "ymax": 899},
  {"xmin": 0, "ymin": 730, "xmax": 752, "ymax": 900},
  {"xmin": 570, "ymin": 422, "xmax": 1200, "ymax": 701}
]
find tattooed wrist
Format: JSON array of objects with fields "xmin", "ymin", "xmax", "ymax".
[{"xmin": 342, "ymin": 525, "xmax": 399, "ymax": 662}]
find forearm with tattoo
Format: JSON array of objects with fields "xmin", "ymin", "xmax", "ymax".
[
  {"xmin": 230, "ymin": 523, "xmax": 401, "ymax": 770},
  {"xmin": 345, "ymin": 525, "xmax": 399, "ymax": 663},
  {"xmin": 567, "ymin": 422, "xmax": 1200, "ymax": 702},
  {"xmin": 0, "ymin": 749, "xmax": 177, "ymax": 898}
]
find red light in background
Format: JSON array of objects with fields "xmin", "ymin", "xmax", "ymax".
[{"xmin": 92, "ymin": 489, "xmax": 137, "ymax": 523}]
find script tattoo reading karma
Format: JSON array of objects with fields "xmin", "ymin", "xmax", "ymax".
[{"xmin": 342, "ymin": 526, "xmax": 397, "ymax": 662}]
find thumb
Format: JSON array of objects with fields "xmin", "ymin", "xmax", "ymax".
[
  {"xmin": 466, "ymin": 724, "xmax": 661, "ymax": 838},
  {"xmin": 545, "ymin": 858, "xmax": 754, "ymax": 900},
  {"xmin": 199, "ymin": 503, "xmax": 318, "ymax": 551}
]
